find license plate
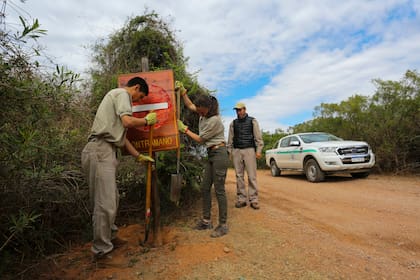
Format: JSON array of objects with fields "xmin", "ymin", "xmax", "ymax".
[{"xmin": 351, "ymin": 157, "xmax": 365, "ymax": 163}]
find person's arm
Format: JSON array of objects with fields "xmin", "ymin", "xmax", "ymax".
[
  {"xmin": 177, "ymin": 120, "xmax": 204, "ymax": 143},
  {"xmin": 253, "ymin": 119, "xmax": 264, "ymax": 159},
  {"xmin": 175, "ymin": 81, "xmax": 197, "ymax": 112},
  {"xmin": 226, "ymin": 122, "xmax": 234, "ymax": 154},
  {"xmin": 185, "ymin": 129, "xmax": 204, "ymax": 143},
  {"xmin": 181, "ymin": 91, "xmax": 197, "ymax": 112},
  {"xmin": 124, "ymin": 137, "xmax": 155, "ymax": 162},
  {"xmin": 124, "ymin": 137, "xmax": 140, "ymax": 157},
  {"xmin": 121, "ymin": 112, "xmax": 156, "ymax": 128},
  {"xmin": 121, "ymin": 115, "xmax": 146, "ymax": 128}
]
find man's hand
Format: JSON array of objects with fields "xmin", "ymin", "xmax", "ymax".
[
  {"xmin": 136, "ymin": 154, "xmax": 155, "ymax": 163},
  {"xmin": 144, "ymin": 112, "xmax": 157, "ymax": 125},
  {"xmin": 177, "ymin": 120, "xmax": 189, "ymax": 133},
  {"xmin": 175, "ymin": 81, "xmax": 187, "ymax": 96}
]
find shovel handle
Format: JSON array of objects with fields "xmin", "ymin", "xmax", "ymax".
[{"xmin": 144, "ymin": 124, "xmax": 154, "ymax": 243}]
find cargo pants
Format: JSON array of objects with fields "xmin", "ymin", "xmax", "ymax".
[{"xmin": 81, "ymin": 138, "xmax": 119, "ymax": 255}]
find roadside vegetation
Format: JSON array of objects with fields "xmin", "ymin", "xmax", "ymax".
[
  {"xmin": 260, "ymin": 71, "xmax": 420, "ymax": 173},
  {"xmin": 0, "ymin": 6, "xmax": 418, "ymax": 278}
]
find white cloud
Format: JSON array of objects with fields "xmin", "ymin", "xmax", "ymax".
[{"xmin": 5, "ymin": 0, "xmax": 420, "ymax": 133}]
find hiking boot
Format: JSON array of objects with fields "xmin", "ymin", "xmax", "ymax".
[
  {"xmin": 250, "ymin": 202, "xmax": 260, "ymax": 210},
  {"xmin": 235, "ymin": 201, "xmax": 247, "ymax": 208},
  {"xmin": 210, "ymin": 224, "xmax": 228, "ymax": 238},
  {"xmin": 112, "ymin": 237, "xmax": 128, "ymax": 248},
  {"xmin": 194, "ymin": 219, "xmax": 213, "ymax": 230},
  {"xmin": 92, "ymin": 250, "xmax": 112, "ymax": 262}
]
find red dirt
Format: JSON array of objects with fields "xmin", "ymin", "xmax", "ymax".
[{"xmin": 34, "ymin": 169, "xmax": 420, "ymax": 279}]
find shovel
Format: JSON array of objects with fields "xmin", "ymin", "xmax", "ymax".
[
  {"xmin": 170, "ymin": 87, "xmax": 183, "ymax": 203},
  {"xmin": 143, "ymin": 123, "xmax": 154, "ymax": 244}
]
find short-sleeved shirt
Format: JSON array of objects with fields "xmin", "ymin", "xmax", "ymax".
[
  {"xmin": 89, "ymin": 88, "xmax": 132, "ymax": 147},
  {"xmin": 199, "ymin": 115, "xmax": 226, "ymax": 148}
]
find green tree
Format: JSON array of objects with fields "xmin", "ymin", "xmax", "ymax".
[
  {"xmin": 1, "ymin": 10, "xmax": 91, "ymax": 275},
  {"xmin": 87, "ymin": 11, "xmax": 208, "ymax": 213},
  {"xmin": 291, "ymin": 70, "xmax": 420, "ymax": 173},
  {"xmin": 366, "ymin": 70, "xmax": 420, "ymax": 172}
]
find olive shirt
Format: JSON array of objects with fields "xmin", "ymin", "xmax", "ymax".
[
  {"xmin": 199, "ymin": 115, "xmax": 225, "ymax": 147},
  {"xmin": 89, "ymin": 88, "xmax": 133, "ymax": 147}
]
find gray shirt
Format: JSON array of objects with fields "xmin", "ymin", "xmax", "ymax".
[
  {"xmin": 89, "ymin": 88, "xmax": 132, "ymax": 147},
  {"xmin": 199, "ymin": 115, "xmax": 226, "ymax": 148}
]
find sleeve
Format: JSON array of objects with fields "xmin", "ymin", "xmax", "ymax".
[
  {"xmin": 226, "ymin": 121, "xmax": 234, "ymax": 154},
  {"xmin": 199, "ymin": 116, "xmax": 223, "ymax": 142},
  {"xmin": 115, "ymin": 91, "xmax": 132, "ymax": 117},
  {"xmin": 253, "ymin": 118, "xmax": 264, "ymax": 154}
]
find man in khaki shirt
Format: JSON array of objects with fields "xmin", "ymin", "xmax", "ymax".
[
  {"xmin": 227, "ymin": 102, "xmax": 264, "ymax": 210},
  {"xmin": 81, "ymin": 77, "xmax": 157, "ymax": 260}
]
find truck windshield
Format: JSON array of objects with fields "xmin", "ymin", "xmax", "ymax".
[{"xmin": 299, "ymin": 133, "xmax": 342, "ymax": 143}]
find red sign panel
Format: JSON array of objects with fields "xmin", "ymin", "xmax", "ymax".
[{"xmin": 118, "ymin": 70, "xmax": 179, "ymax": 153}]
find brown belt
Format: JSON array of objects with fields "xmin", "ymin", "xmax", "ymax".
[{"xmin": 208, "ymin": 142, "xmax": 225, "ymax": 151}]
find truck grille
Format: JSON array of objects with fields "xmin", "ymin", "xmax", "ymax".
[
  {"xmin": 337, "ymin": 145, "xmax": 368, "ymax": 155},
  {"xmin": 341, "ymin": 155, "xmax": 371, "ymax": 164}
]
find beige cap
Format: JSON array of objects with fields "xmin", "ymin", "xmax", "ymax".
[{"xmin": 233, "ymin": 102, "xmax": 246, "ymax": 109}]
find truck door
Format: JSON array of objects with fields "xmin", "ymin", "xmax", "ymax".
[{"xmin": 288, "ymin": 136, "xmax": 303, "ymax": 169}]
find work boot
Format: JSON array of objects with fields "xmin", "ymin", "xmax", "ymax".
[
  {"xmin": 235, "ymin": 201, "xmax": 247, "ymax": 208},
  {"xmin": 92, "ymin": 250, "xmax": 112, "ymax": 262},
  {"xmin": 112, "ymin": 237, "xmax": 128, "ymax": 248},
  {"xmin": 210, "ymin": 224, "xmax": 228, "ymax": 238},
  {"xmin": 194, "ymin": 219, "xmax": 213, "ymax": 230},
  {"xmin": 250, "ymin": 202, "xmax": 260, "ymax": 210}
]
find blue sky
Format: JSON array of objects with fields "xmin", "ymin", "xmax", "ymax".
[{"xmin": 4, "ymin": 0, "xmax": 420, "ymax": 133}]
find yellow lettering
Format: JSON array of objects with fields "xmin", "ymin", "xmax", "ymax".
[{"xmin": 132, "ymin": 136, "xmax": 177, "ymax": 150}]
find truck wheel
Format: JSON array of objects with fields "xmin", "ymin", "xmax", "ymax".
[
  {"xmin": 270, "ymin": 160, "xmax": 281, "ymax": 177},
  {"xmin": 304, "ymin": 159, "xmax": 325, "ymax": 182}
]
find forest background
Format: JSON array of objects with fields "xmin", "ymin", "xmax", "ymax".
[{"xmin": 0, "ymin": 8, "xmax": 419, "ymax": 277}]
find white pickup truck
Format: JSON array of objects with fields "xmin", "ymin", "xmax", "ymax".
[{"xmin": 265, "ymin": 132, "xmax": 375, "ymax": 182}]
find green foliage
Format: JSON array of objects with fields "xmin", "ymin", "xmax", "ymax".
[
  {"xmin": 17, "ymin": 16, "xmax": 47, "ymax": 40},
  {"xmin": 0, "ymin": 210, "xmax": 41, "ymax": 252},
  {"xmin": 88, "ymin": 10, "xmax": 207, "ymax": 216},
  {"xmin": 89, "ymin": 12, "xmax": 187, "ymax": 108},
  {"xmin": 1, "ymin": 11, "xmax": 92, "ymax": 274}
]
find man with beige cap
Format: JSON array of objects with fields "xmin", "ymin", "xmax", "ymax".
[{"xmin": 227, "ymin": 102, "xmax": 264, "ymax": 210}]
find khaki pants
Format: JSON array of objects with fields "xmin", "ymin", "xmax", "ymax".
[
  {"xmin": 81, "ymin": 139, "xmax": 119, "ymax": 255},
  {"xmin": 232, "ymin": 147, "xmax": 259, "ymax": 203}
]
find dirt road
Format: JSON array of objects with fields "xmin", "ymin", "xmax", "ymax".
[{"xmin": 38, "ymin": 169, "xmax": 420, "ymax": 279}]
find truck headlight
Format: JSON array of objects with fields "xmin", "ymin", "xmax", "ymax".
[{"xmin": 319, "ymin": 147, "xmax": 337, "ymax": 153}]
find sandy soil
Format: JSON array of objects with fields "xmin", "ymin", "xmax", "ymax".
[{"xmin": 32, "ymin": 169, "xmax": 420, "ymax": 279}]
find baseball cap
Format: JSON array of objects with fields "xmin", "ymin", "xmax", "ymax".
[{"xmin": 233, "ymin": 102, "xmax": 246, "ymax": 109}]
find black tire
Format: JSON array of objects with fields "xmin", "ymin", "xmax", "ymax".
[
  {"xmin": 270, "ymin": 160, "xmax": 281, "ymax": 177},
  {"xmin": 304, "ymin": 159, "xmax": 325, "ymax": 182},
  {"xmin": 351, "ymin": 172, "xmax": 370, "ymax": 179}
]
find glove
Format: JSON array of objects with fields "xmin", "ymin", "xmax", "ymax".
[
  {"xmin": 136, "ymin": 154, "xmax": 155, "ymax": 163},
  {"xmin": 177, "ymin": 120, "xmax": 189, "ymax": 133},
  {"xmin": 175, "ymin": 81, "xmax": 187, "ymax": 96},
  {"xmin": 144, "ymin": 112, "xmax": 157, "ymax": 125}
]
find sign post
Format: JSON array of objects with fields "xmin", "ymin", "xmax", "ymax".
[{"xmin": 118, "ymin": 69, "xmax": 177, "ymax": 246}]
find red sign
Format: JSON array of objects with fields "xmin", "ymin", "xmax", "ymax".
[{"xmin": 118, "ymin": 70, "xmax": 179, "ymax": 153}]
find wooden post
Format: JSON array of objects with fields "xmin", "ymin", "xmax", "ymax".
[
  {"xmin": 152, "ymin": 157, "xmax": 162, "ymax": 246},
  {"xmin": 141, "ymin": 57, "xmax": 149, "ymax": 72}
]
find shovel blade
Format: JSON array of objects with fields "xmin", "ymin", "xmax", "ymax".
[{"xmin": 170, "ymin": 174, "xmax": 182, "ymax": 203}]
